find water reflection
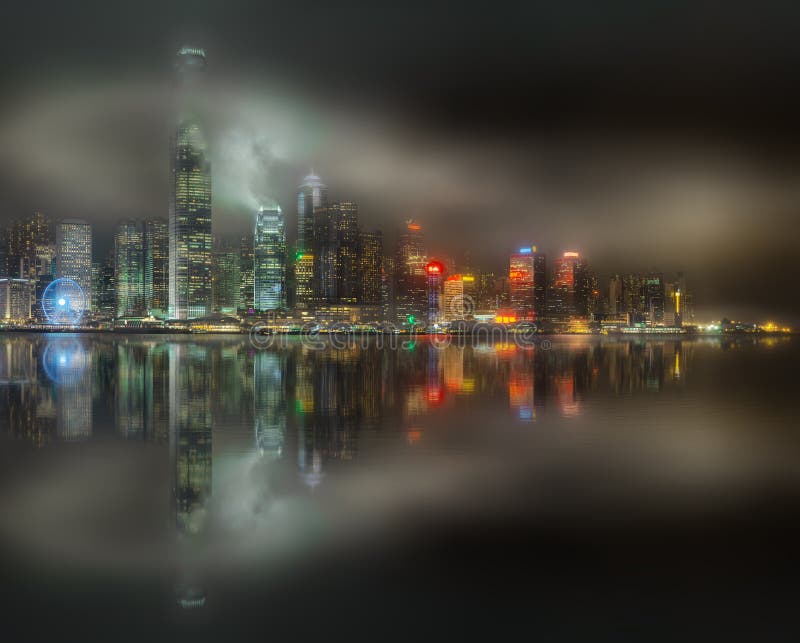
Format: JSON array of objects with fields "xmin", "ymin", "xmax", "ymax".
[{"xmin": 1, "ymin": 334, "xmax": 785, "ymax": 451}]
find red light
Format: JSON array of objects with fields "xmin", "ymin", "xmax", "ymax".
[{"xmin": 426, "ymin": 261, "xmax": 444, "ymax": 275}]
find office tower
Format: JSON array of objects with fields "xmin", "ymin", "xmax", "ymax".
[
  {"xmin": 294, "ymin": 251, "xmax": 314, "ymax": 311},
  {"xmin": 443, "ymin": 274, "xmax": 465, "ymax": 321},
  {"xmin": 115, "ymin": 220, "xmax": 145, "ymax": 318},
  {"xmin": 357, "ymin": 230, "xmax": 382, "ymax": 305},
  {"xmin": 213, "ymin": 246, "xmax": 241, "ymax": 314},
  {"xmin": 550, "ymin": 251, "xmax": 589, "ymax": 320},
  {"xmin": 621, "ymin": 273, "xmax": 644, "ymax": 321},
  {"xmin": 381, "ymin": 255, "xmax": 395, "ymax": 321},
  {"xmin": 395, "ymin": 220, "xmax": 427, "ymax": 325},
  {"xmin": 144, "ymin": 219, "xmax": 168, "ymax": 317},
  {"xmin": 0, "ymin": 278, "xmax": 32, "ymax": 321},
  {"xmin": 644, "ymin": 273, "xmax": 665, "ymax": 325},
  {"xmin": 426, "ymin": 261, "xmax": 444, "ymax": 325},
  {"xmin": 93, "ymin": 251, "xmax": 116, "ymax": 319},
  {"xmin": 7, "ymin": 212, "xmax": 53, "ymax": 280},
  {"xmin": 56, "ymin": 219, "xmax": 92, "ymax": 309},
  {"xmin": 254, "ymin": 206, "xmax": 286, "ymax": 311},
  {"xmin": 297, "ymin": 172, "xmax": 327, "ymax": 253},
  {"xmin": 608, "ymin": 274, "xmax": 623, "ymax": 316},
  {"xmin": 312, "ymin": 201, "xmax": 359, "ymax": 304},
  {"xmin": 169, "ymin": 47, "xmax": 212, "ymax": 320},
  {"xmin": 0, "ymin": 228, "xmax": 7, "ymax": 278},
  {"xmin": 239, "ymin": 234, "xmax": 254, "ymax": 312},
  {"xmin": 510, "ymin": 246, "xmax": 546, "ymax": 321}
]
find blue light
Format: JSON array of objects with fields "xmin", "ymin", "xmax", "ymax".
[{"xmin": 518, "ymin": 247, "xmax": 532, "ymax": 254}]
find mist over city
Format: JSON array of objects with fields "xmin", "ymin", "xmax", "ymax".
[{"xmin": 1, "ymin": 2, "xmax": 800, "ymax": 641}]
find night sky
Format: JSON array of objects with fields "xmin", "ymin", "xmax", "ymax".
[{"xmin": 2, "ymin": 1, "xmax": 800, "ymax": 323}]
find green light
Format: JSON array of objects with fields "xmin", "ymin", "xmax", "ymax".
[
  {"xmin": 407, "ymin": 315, "xmax": 416, "ymax": 324},
  {"xmin": 295, "ymin": 251, "xmax": 303, "ymax": 261}
]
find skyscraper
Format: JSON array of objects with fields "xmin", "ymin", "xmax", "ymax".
[
  {"xmin": 115, "ymin": 220, "xmax": 145, "ymax": 318},
  {"xmin": 0, "ymin": 228, "xmax": 8, "ymax": 278},
  {"xmin": 93, "ymin": 251, "xmax": 116, "ymax": 319},
  {"xmin": 56, "ymin": 219, "xmax": 92, "ymax": 309},
  {"xmin": 357, "ymin": 230, "xmax": 383, "ymax": 306},
  {"xmin": 443, "ymin": 274, "xmax": 465, "ymax": 321},
  {"xmin": 144, "ymin": 219, "xmax": 168, "ymax": 317},
  {"xmin": 297, "ymin": 172, "xmax": 327, "ymax": 253},
  {"xmin": 7, "ymin": 212, "xmax": 53, "ymax": 280},
  {"xmin": 213, "ymin": 246, "xmax": 241, "ymax": 314},
  {"xmin": 395, "ymin": 220, "xmax": 427, "ymax": 325},
  {"xmin": 254, "ymin": 206, "xmax": 286, "ymax": 311},
  {"xmin": 549, "ymin": 251, "xmax": 589, "ymax": 320},
  {"xmin": 239, "ymin": 234, "xmax": 254, "ymax": 313},
  {"xmin": 426, "ymin": 260, "xmax": 445, "ymax": 325},
  {"xmin": 510, "ymin": 246, "xmax": 546, "ymax": 321},
  {"xmin": 312, "ymin": 201, "xmax": 359, "ymax": 305},
  {"xmin": 169, "ymin": 47, "xmax": 212, "ymax": 320}
]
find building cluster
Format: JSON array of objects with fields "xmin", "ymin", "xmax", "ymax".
[{"xmin": 0, "ymin": 47, "xmax": 695, "ymax": 331}]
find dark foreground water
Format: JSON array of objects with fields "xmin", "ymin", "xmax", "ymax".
[{"xmin": 0, "ymin": 333, "xmax": 798, "ymax": 640}]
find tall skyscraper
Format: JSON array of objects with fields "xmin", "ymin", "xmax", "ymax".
[
  {"xmin": 115, "ymin": 220, "xmax": 145, "ymax": 318},
  {"xmin": 510, "ymin": 246, "xmax": 546, "ymax": 321},
  {"xmin": 426, "ymin": 260, "xmax": 445, "ymax": 325},
  {"xmin": 0, "ymin": 228, "xmax": 8, "ymax": 278},
  {"xmin": 608, "ymin": 274, "xmax": 623, "ymax": 316},
  {"xmin": 312, "ymin": 201, "xmax": 359, "ymax": 304},
  {"xmin": 443, "ymin": 274, "xmax": 465, "ymax": 321},
  {"xmin": 644, "ymin": 273, "xmax": 665, "ymax": 325},
  {"xmin": 395, "ymin": 220, "xmax": 427, "ymax": 325},
  {"xmin": 144, "ymin": 219, "xmax": 168, "ymax": 317},
  {"xmin": 7, "ymin": 212, "xmax": 53, "ymax": 280},
  {"xmin": 93, "ymin": 251, "xmax": 116, "ymax": 319},
  {"xmin": 169, "ymin": 47, "xmax": 212, "ymax": 320},
  {"xmin": 213, "ymin": 246, "xmax": 241, "ymax": 314},
  {"xmin": 239, "ymin": 234, "xmax": 254, "ymax": 312},
  {"xmin": 254, "ymin": 206, "xmax": 286, "ymax": 311},
  {"xmin": 56, "ymin": 219, "xmax": 92, "ymax": 309},
  {"xmin": 297, "ymin": 172, "xmax": 327, "ymax": 253},
  {"xmin": 357, "ymin": 230, "xmax": 383, "ymax": 306},
  {"xmin": 549, "ymin": 251, "xmax": 589, "ymax": 320}
]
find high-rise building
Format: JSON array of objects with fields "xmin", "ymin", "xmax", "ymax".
[
  {"xmin": 0, "ymin": 228, "xmax": 8, "ymax": 278},
  {"xmin": 426, "ymin": 260, "xmax": 445, "ymax": 325},
  {"xmin": 144, "ymin": 219, "xmax": 168, "ymax": 317},
  {"xmin": 115, "ymin": 220, "xmax": 145, "ymax": 318},
  {"xmin": 357, "ymin": 230, "xmax": 382, "ymax": 306},
  {"xmin": 254, "ymin": 206, "xmax": 286, "ymax": 311},
  {"xmin": 169, "ymin": 47, "xmax": 212, "ymax": 320},
  {"xmin": 312, "ymin": 201, "xmax": 359, "ymax": 304},
  {"xmin": 549, "ymin": 251, "xmax": 589, "ymax": 320},
  {"xmin": 644, "ymin": 273, "xmax": 665, "ymax": 325},
  {"xmin": 0, "ymin": 279, "xmax": 32, "ymax": 321},
  {"xmin": 93, "ymin": 251, "xmax": 116, "ymax": 319},
  {"xmin": 608, "ymin": 274, "xmax": 623, "ymax": 316},
  {"xmin": 443, "ymin": 274, "xmax": 465, "ymax": 321},
  {"xmin": 509, "ymin": 246, "xmax": 546, "ymax": 321},
  {"xmin": 7, "ymin": 212, "xmax": 53, "ymax": 280},
  {"xmin": 239, "ymin": 234, "xmax": 254, "ymax": 313},
  {"xmin": 293, "ymin": 251, "xmax": 314, "ymax": 311},
  {"xmin": 56, "ymin": 219, "xmax": 92, "ymax": 309},
  {"xmin": 297, "ymin": 172, "xmax": 327, "ymax": 253},
  {"xmin": 213, "ymin": 247, "xmax": 241, "ymax": 314},
  {"xmin": 395, "ymin": 220, "xmax": 427, "ymax": 325}
]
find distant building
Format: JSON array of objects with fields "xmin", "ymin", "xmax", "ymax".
[
  {"xmin": 213, "ymin": 247, "xmax": 241, "ymax": 314},
  {"xmin": 293, "ymin": 251, "xmax": 314, "ymax": 312},
  {"xmin": 239, "ymin": 235, "xmax": 254, "ymax": 312},
  {"xmin": 93, "ymin": 251, "xmax": 116, "ymax": 319},
  {"xmin": 312, "ymin": 201, "xmax": 359, "ymax": 304},
  {"xmin": 549, "ymin": 251, "xmax": 589, "ymax": 320},
  {"xmin": 297, "ymin": 172, "xmax": 327, "ymax": 253},
  {"xmin": 426, "ymin": 260, "xmax": 445, "ymax": 325},
  {"xmin": 394, "ymin": 220, "xmax": 427, "ymax": 325},
  {"xmin": 144, "ymin": 219, "xmax": 168, "ymax": 317},
  {"xmin": 7, "ymin": 212, "xmax": 53, "ymax": 281},
  {"xmin": 509, "ymin": 246, "xmax": 546, "ymax": 321},
  {"xmin": 254, "ymin": 206, "xmax": 286, "ymax": 311},
  {"xmin": 358, "ymin": 230, "xmax": 382, "ymax": 307},
  {"xmin": 0, "ymin": 278, "xmax": 32, "ymax": 321},
  {"xmin": 56, "ymin": 219, "xmax": 92, "ymax": 310},
  {"xmin": 443, "ymin": 274, "xmax": 465, "ymax": 321},
  {"xmin": 115, "ymin": 221, "xmax": 145, "ymax": 318},
  {"xmin": 644, "ymin": 273, "xmax": 665, "ymax": 325}
]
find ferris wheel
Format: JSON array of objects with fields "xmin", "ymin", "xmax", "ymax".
[{"xmin": 41, "ymin": 278, "xmax": 86, "ymax": 326}]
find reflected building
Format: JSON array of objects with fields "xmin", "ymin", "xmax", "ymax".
[
  {"xmin": 254, "ymin": 351, "xmax": 286, "ymax": 458},
  {"xmin": 41, "ymin": 338, "xmax": 92, "ymax": 440}
]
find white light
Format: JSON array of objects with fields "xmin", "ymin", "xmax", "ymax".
[{"xmin": 58, "ymin": 298, "xmax": 66, "ymax": 306}]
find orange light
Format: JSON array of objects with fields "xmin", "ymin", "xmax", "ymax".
[
  {"xmin": 564, "ymin": 251, "xmax": 579, "ymax": 258},
  {"xmin": 408, "ymin": 223, "xmax": 421, "ymax": 231}
]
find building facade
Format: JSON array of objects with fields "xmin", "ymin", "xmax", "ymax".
[
  {"xmin": 56, "ymin": 219, "xmax": 92, "ymax": 311},
  {"xmin": 254, "ymin": 207, "xmax": 286, "ymax": 311}
]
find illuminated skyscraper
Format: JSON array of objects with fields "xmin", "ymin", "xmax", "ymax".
[
  {"xmin": 93, "ymin": 251, "xmax": 116, "ymax": 319},
  {"xmin": 510, "ymin": 246, "xmax": 546, "ymax": 321},
  {"xmin": 254, "ymin": 206, "xmax": 286, "ymax": 311},
  {"xmin": 297, "ymin": 172, "xmax": 327, "ymax": 253},
  {"xmin": 56, "ymin": 219, "xmax": 92, "ymax": 310},
  {"xmin": 7, "ymin": 212, "xmax": 53, "ymax": 280},
  {"xmin": 212, "ymin": 246, "xmax": 241, "ymax": 314},
  {"xmin": 0, "ymin": 229, "xmax": 7, "ymax": 278},
  {"xmin": 395, "ymin": 220, "xmax": 427, "ymax": 325},
  {"xmin": 239, "ymin": 234, "xmax": 254, "ymax": 312},
  {"xmin": 293, "ymin": 251, "xmax": 314, "ymax": 310},
  {"xmin": 357, "ymin": 230, "xmax": 382, "ymax": 307},
  {"xmin": 644, "ymin": 273, "xmax": 665, "ymax": 325},
  {"xmin": 169, "ymin": 47, "xmax": 212, "ymax": 320},
  {"xmin": 144, "ymin": 219, "xmax": 168, "ymax": 317},
  {"xmin": 115, "ymin": 220, "xmax": 145, "ymax": 318},
  {"xmin": 312, "ymin": 201, "xmax": 359, "ymax": 304},
  {"xmin": 443, "ymin": 274, "xmax": 465, "ymax": 321},
  {"xmin": 426, "ymin": 260, "xmax": 445, "ymax": 325},
  {"xmin": 0, "ymin": 279, "xmax": 32, "ymax": 321},
  {"xmin": 549, "ymin": 251, "xmax": 589, "ymax": 320}
]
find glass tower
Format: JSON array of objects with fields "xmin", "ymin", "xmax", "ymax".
[
  {"xmin": 254, "ymin": 207, "xmax": 286, "ymax": 311},
  {"xmin": 56, "ymin": 219, "xmax": 92, "ymax": 310},
  {"xmin": 115, "ymin": 221, "xmax": 145, "ymax": 318},
  {"xmin": 169, "ymin": 48, "xmax": 212, "ymax": 320}
]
